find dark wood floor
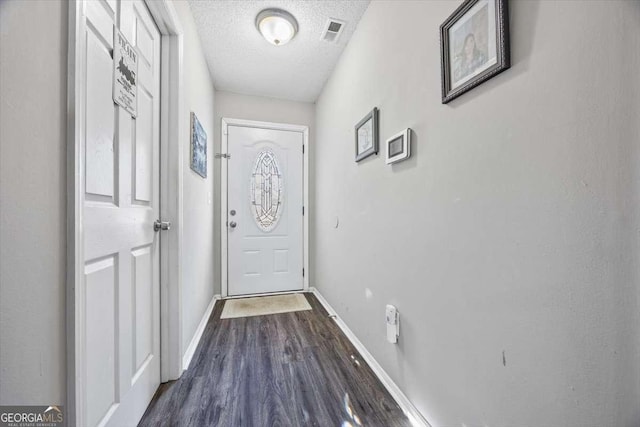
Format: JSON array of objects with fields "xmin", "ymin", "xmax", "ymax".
[{"xmin": 138, "ymin": 293, "xmax": 411, "ymax": 427}]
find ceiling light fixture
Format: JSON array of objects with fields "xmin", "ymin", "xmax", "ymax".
[{"xmin": 256, "ymin": 8, "xmax": 298, "ymax": 46}]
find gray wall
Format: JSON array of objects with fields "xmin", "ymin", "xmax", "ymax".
[
  {"xmin": 0, "ymin": 0, "xmax": 67, "ymax": 405},
  {"xmin": 174, "ymin": 1, "xmax": 217, "ymax": 354},
  {"xmin": 313, "ymin": 1, "xmax": 640, "ymax": 426},
  {"xmin": 213, "ymin": 90, "xmax": 315, "ymax": 294}
]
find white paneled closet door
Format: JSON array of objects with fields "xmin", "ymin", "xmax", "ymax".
[{"xmin": 81, "ymin": 1, "xmax": 160, "ymax": 425}]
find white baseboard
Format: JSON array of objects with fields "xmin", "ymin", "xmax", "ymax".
[
  {"xmin": 309, "ymin": 287, "xmax": 431, "ymax": 427},
  {"xmin": 182, "ymin": 294, "xmax": 220, "ymax": 371}
]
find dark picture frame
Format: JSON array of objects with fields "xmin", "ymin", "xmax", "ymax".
[
  {"xmin": 190, "ymin": 112, "xmax": 207, "ymax": 178},
  {"xmin": 355, "ymin": 107, "xmax": 379, "ymax": 162},
  {"xmin": 440, "ymin": 0, "xmax": 510, "ymax": 104}
]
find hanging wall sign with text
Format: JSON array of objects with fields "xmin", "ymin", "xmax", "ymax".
[{"xmin": 112, "ymin": 27, "xmax": 138, "ymax": 118}]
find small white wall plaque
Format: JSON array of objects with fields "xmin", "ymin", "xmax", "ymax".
[
  {"xmin": 113, "ymin": 27, "xmax": 138, "ymax": 118},
  {"xmin": 385, "ymin": 128, "xmax": 412, "ymax": 165}
]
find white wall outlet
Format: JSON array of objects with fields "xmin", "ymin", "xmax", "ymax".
[{"xmin": 386, "ymin": 304, "xmax": 399, "ymax": 344}]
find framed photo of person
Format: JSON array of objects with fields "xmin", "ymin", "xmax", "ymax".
[
  {"xmin": 355, "ymin": 107, "xmax": 379, "ymax": 162},
  {"xmin": 385, "ymin": 128, "xmax": 411, "ymax": 165},
  {"xmin": 440, "ymin": 0, "xmax": 510, "ymax": 104}
]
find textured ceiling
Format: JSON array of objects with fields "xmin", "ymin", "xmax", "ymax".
[{"xmin": 187, "ymin": 0, "xmax": 371, "ymax": 103}]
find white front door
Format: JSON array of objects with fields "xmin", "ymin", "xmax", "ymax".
[
  {"xmin": 81, "ymin": 1, "xmax": 160, "ymax": 426},
  {"xmin": 227, "ymin": 125, "xmax": 304, "ymax": 296}
]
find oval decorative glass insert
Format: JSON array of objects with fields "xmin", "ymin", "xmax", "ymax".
[{"xmin": 250, "ymin": 150, "xmax": 283, "ymax": 232}]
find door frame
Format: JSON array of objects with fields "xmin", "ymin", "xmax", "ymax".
[
  {"xmin": 66, "ymin": 1, "xmax": 184, "ymax": 425},
  {"xmin": 220, "ymin": 118, "xmax": 310, "ymax": 298}
]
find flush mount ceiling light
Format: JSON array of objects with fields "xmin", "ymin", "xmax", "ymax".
[{"xmin": 256, "ymin": 8, "xmax": 298, "ymax": 46}]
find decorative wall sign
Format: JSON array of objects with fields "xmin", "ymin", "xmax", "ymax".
[
  {"xmin": 190, "ymin": 112, "xmax": 207, "ymax": 178},
  {"xmin": 355, "ymin": 107, "xmax": 379, "ymax": 162},
  {"xmin": 112, "ymin": 27, "xmax": 138, "ymax": 117},
  {"xmin": 440, "ymin": 0, "xmax": 510, "ymax": 103},
  {"xmin": 385, "ymin": 128, "xmax": 412, "ymax": 165},
  {"xmin": 250, "ymin": 150, "xmax": 283, "ymax": 232}
]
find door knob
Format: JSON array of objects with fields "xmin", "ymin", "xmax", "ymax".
[
  {"xmin": 229, "ymin": 221, "xmax": 237, "ymax": 229},
  {"xmin": 154, "ymin": 220, "xmax": 171, "ymax": 232}
]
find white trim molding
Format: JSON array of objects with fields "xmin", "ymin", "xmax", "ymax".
[
  {"xmin": 148, "ymin": 0, "xmax": 186, "ymax": 383},
  {"xmin": 220, "ymin": 118, "xmax": 310, "ymax": 298},
  {"xmin": 309, "ymin": 287, "xmax": 432, "ymax": 427},
  {"xmin": 182, "ymin": 295, "xmax": 220, "ymax": 371},
  {"xmin": 66, "ymin": 3, "xmax": 84, "ymax": 424},
  {"xmin": 220, "ymin": 119, "xmax": 228, "ymax": 296}
]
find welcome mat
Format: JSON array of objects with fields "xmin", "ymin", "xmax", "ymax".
[{"xmin": 220, "ymin": 294, "xmax": 312, "ymax": 319}]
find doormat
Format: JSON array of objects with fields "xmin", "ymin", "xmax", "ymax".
[{"xmin": 220, "ymin": 294, "xmax": 311, "ymax": 319}]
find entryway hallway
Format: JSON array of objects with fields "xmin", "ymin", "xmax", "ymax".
[{"xmin": 3, "ymin": 1, "xmax": 640, "ymax": 426}]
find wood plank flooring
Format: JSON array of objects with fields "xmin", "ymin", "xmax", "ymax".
[{"xmin": 138, "ymin": 293, "xmax": 411, "ymax": 426}]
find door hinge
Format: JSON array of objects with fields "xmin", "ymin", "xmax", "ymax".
[
  {"xmin": 303, "ymin": 268, "xmax": 305, "ymax": 277},
  {"xmin": 302, "ymin": 206, "xmax": 305, "ymax": 216},
  {"xmin": 302, "ymin": 145, "xmax": 305, "ymax": 154},
  {"xmin": 215, "ymin": 153, "xmax": 231, "ymax": 159}
]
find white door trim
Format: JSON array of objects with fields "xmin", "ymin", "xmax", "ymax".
[
  {"xmin": 66, "ymin": 1, "xmax": 184, "ymax": 425},
  {"xmin": 220, "ymin": 118, "xmax": 310, "ymax": 298},
  {"xmin": 145, "ymin": 0, "xmax": 185, "ymax": 384}
]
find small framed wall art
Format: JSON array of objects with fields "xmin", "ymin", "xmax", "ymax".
[
  {"xmin": 355, "ymin": 107, "xmax": 379, "ymax": 162},
  {"xmin": 440, "ymin": 0, "xmax": 510, "ymax": 103},
  {"xmin": 385, "ymin": 128, "xmax": 412, "ymax": 165},
  {"xmin": 190, "ymin": 112, "xmax": 207, "ymax": 178}
]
